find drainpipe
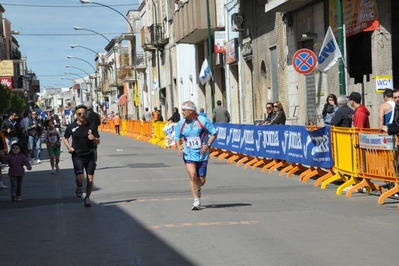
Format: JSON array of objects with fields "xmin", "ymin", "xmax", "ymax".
[
  {"xmin": 337, "ymin": 0, "xmax": 346, "ymax": 95},
  {"xmin": 206, "ymin": 0, "xmax": 215, "ymax": 110},
  {"xmin": 225, "ymin": 0, "xmax": 232, "ymax": 119}
]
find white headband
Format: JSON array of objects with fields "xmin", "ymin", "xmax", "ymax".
[{"xmin": 181, "ymin": 105, "xmax": 196, "ymax": 111}]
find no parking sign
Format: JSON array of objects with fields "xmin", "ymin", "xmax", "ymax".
[{"xmin": 292, "ymin": 49, "xmax": 317, "ymax": 75}]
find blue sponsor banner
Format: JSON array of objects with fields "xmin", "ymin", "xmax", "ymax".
[{"xmin": 212, "ymin": 123, "xmax": 333, "ymax": 168}]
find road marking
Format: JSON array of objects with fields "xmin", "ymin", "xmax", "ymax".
[
  {"xmin": 125, "ymin": 178, "xmax": 188, "ymax": 182},
  {"xmin": 144, "ymin": 221, "xmax": 259, "ymax": 230},
  {"xmin": 99, "ymin": 197, "xmax": 209, "ymax": 206}
]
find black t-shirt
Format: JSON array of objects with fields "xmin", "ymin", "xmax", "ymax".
[
  {"xmin": 64, "ymin": 121, "xmax": 100, "ymax": 157},
  {"xmin": 87, "ymin": 109, "xmax": 100, "ymax": 128}
]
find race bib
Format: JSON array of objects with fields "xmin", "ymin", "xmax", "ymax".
[
  {"xmin": 186, "ymin": 137, "xmax": 201, "ymax": 149},
  {"xmin": 48, "ymin": 135, "xmax": 58, "ymax": 143}
]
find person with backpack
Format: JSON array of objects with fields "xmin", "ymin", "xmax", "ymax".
[
  {"xmin": 44, "ymin": 120, "xmax": 62, "ymax": 174},
  {"xmin": 174, "ymin": 101, "xmax": 217, "ymax": 210}
]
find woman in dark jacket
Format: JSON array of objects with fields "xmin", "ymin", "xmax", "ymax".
[
  {"xmin": 168, "ymin": 107, "xmax": 181, "ymax": 122},
  {"xmin": 268, "ymin": 101, "xmax": 286, "ymax": 125}
]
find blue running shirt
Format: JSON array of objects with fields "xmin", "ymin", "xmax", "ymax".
[
  {"xmin": 384, "ymin": 101, "xmax": 395, "ymax": 125},
  {"xmin": 175, "ymin": 115, "xmax": 217, "ymax": 161}
]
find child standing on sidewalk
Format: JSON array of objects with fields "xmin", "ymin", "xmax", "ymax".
[{"xmin": 2, "ymin": 143, "xmax": 32, "ymax": 201}]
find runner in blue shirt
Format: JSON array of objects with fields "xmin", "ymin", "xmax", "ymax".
[{"xmin": 175, "ymin": 101, "xmax": 217, "ymax": 210}]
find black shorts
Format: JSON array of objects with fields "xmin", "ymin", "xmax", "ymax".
[{"xmin": 72, "ymin": 152, "xmax": 96, "ymax": 176}]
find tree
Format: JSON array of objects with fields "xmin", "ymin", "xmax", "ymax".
[{"xmin": 0, "ymin": 84, "xmax": 26, "ymax": 116}]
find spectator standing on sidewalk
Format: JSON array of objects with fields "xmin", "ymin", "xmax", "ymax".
[
  {"xmin": 267, "ymin": 101, "xmax": 286, "ymax": 125},
  {"xmin": 378, "ymin": 89, "xmax": 395, "ymax": 127},
  {"xmin": 168, "ymin": 107, "xmax": 181, "ymax": 122},
  {"xmin": 212, "ymin": 100, "xmax": 230, "ymax": 123},
  {"xmin": 63, "ymin": 105, "xmax": 100, "ymax": 207},
  {"xmin": 1, "ymin": 143, "xmax": 32, "ymax": 201},
  {"xmin": 43, "ymin": 120, "xmax": 62, "ymax": 174},
  {"xmin": 322, "ymin": 94, "xmax": 339, "ymax": 126},
  {"xmin": 1, "ymin": 111, "xmax": 18, "ymax": 153},
  {"xmin": 0, "ymin": 136, "xmax": 8, "ymax": 189},
  {"xmin": 199, "ymin": 108, "xmax": 207, "ymax": 118},
  {"xmin": 330, "ymin": 95, "xmax": 354, "ymax": 127},
  {"xmin": 152, "ymin": 107, "xmax": 159, "ymax": 121},
  {"xmin": 175, "ymin": 101, "xmax": 217, "ymax": 210},
  {"xmin": 257, "ymin": 102, "xmax": 274, "ymax": 125},
  {"xmin": 142, "ymin": 107, "xmax": 151, "ymax": 121},
  {"xmin": 113, "ymin": 113, "xmax": 121, "ymax": 135},
  {"xmin": 26, "ymin": 111, "xmax": 44, "ymax": 164},
  {"xmin": 348, "ymin": 91, "xmax": 370, "ymax": 128}
]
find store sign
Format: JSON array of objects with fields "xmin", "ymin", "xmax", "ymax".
[
  {"xmin": 0, "ymin": 77, "xmax": 12, "ymax": 90},
  {"xmin": 374, "ymin": 76, "xmax": 393, "ymax": 92},
  {"xmin": 241, "ymin": 36, "xmax": 252, "ymax": 57},
  {"xmin": 226, "ymin": 38, "xmax": 238, "ymax": 64},
  {"xmin": 214, "ymin": 31, "xmax": 227, "ymax": 53},
  {"xmin": 0, "ymin": 60, "xmax": 14, "ymax": 77},
  {"xmin": 329, "ymin": 0, "xmax": 379, "ymax": 37}
]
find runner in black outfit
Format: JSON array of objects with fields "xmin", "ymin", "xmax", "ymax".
[{"xmin": 63, "ymin": 105, "xmax": 100, "ymax": 207}]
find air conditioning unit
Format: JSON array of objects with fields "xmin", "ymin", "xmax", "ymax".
[{"xmin": 231, "ymin": 13, "xmax": 244, "ymax": 32}]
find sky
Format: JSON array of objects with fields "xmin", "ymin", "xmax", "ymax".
[{"xmin": 3, "ymin": 0, "xmax": 140, "ymax": 91}]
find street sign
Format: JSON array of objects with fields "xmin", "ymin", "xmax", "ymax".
[{"xmin": 292, "ymin": 48, "xmax": 317, "ymax": 75}]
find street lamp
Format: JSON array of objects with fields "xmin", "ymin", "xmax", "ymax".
[
  {"xmin": 65, "ymin": 65, "xmax": 91, "ymax": 77},
  {"xmin": 67, "ymin": 55, "xmax": 96, "ymax": 72},
  {"xmin": 67, "ymin": 56, "xmax": 99, "ymax": 110},
  {"xmin": 206, "ymin": 0, "xmax": 215, "ymax": 110},
  {"xmin": 71, "ymin": 44, "xmax": 98, "ymax": 55},
  {"xmin": 73, "ymin": 26, "xmax": 119, "ymax": 93},
  {"xmin": 55, "ymin": 83, "xmax": 71, "ymax": 88},
  {"xmin": 79, "ymin": 0, "xmax": 140, "ymax": 116},
  {"xmin": 151, "ymin": 0, "xmax": 162, "ymax": 112}
]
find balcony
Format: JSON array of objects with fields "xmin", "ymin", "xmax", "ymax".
[
  {"xmin": 141, "ymin": 24, "xmax": 168, "ymax": 51},
  {"xmin": 265, "ymin": 0, "xmax": 315, "ymax": 13},
  {"xmin": 118, "ymin": 66, "xmax": 133, "ymax": 80},
  {"xmin": 174, "ymin": 0, "xmax": 218, "ymax": 44}
]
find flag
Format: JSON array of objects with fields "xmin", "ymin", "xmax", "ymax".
[
  {"xmin": 199, "ymin": 58, "xmax": 213, "ymax": 85},
  {"xmin": 316, "ymin": 26, "xmax": 344, "ymax": 72},
  {"xmin": 151, "ymin": 68, "xmax": 158, "ymax": 95},
  {"xmin": 133, "ymin": 82, "xmax": 140, "ymax": 106}
]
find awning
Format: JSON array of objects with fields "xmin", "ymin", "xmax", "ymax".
[{"xmin": 117, "ymin": 94, "xmax": 128, "ymax": 106}]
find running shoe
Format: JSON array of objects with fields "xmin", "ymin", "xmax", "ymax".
[
  {"xmin": 0, "ymin": 182, "xmax": 8, "ymax": 189},
  {"xmin": 75, "ymin": 185, "xmax": 83, "ymax": 198},
  {"xmin": 84, "ymin": 198, "xmax": 92, "ymax": 207},
  {"xmin": 51, "ymin": 167, "xmax": 55, "ymax": 174},
  {"xmin": 191, "ymin": 199, "xmax": 200, "ymax": 210}
]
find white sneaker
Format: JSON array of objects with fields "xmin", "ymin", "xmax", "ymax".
[
  {"xmin": 36, "ymin": 159, "xmax": 41, "ymax": 164},
  {"xmin": 0, "ymin": 182, "xmax": 8, "ymax": 189},
  {"xmin": 51, "ymin": 167, "xmax": 55, "ymax": 174},
  {"xmin": 191, "ymin": 199, "xmax": 200, "ymax": 210},
  {"xmin": 342, "ymin": 185, "xmax": 354, "ymax": 192},
  {"xmin": 55, "ymin": 164, "xmax": 60, "ymax": 172}
]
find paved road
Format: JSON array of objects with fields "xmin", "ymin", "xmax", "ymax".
[{"xmin": 1, "ymin": 131, "xmax": 399, "ymax": 266}]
